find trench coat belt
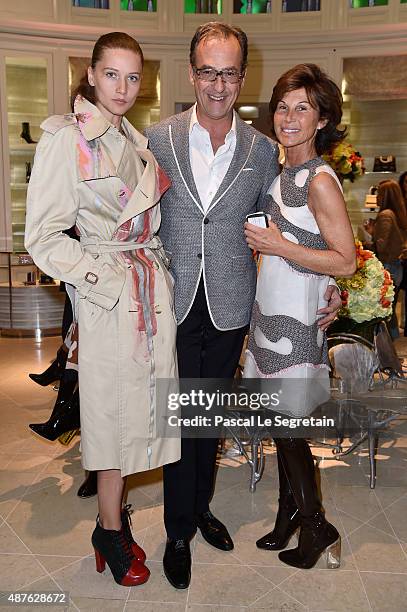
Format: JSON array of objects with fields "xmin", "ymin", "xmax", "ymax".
[{"xmin": 80, "ymin": 235, "xmax": 163, "ymax": 256}]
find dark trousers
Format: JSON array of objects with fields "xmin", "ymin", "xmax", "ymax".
[
  {"xmin": 61, "ymin": 292, "xmax": 73, "ymax": 341},
  {"xmin": 163, "ymin": 278, "xmax": 248, "ymax": 539}
]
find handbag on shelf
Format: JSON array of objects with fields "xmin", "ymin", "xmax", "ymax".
[{"xmin": 373, "ymin": 155, "xmax": 397, "ymax": 173}]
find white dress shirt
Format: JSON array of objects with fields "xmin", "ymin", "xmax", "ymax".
[{"xmin": 189, "ymin": 104, "xmax": 237, "ymax": 212}]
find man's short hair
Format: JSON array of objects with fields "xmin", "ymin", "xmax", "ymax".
[{"xmin": 190, "ymin": 22, "xmax": 248, "ymax": 73}]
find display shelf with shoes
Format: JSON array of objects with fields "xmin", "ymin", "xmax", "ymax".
[
  {"xmin": 0, "ymin": 54, "xmax": 65, "ymax": 335},
  {"xmin": 4, "ymin": 56, "xmax": 47, "ymax": 251}
]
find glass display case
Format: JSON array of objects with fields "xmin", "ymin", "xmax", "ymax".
[
  {"xmin": 184, "ymin": 0, "xmax": 222, "ymax": 13},
  {"xmin": 0, "ymin": 253, "xmax": 65, "ymax": 335},
  {"xmin": 120, "ymin": 0, "xmax": 156, "ymax": 10},
  {"xmin": 72, "ymin": 0, "xmax": 110, "ymax": 7},
  {"xmin": 349, "ymin": 0, "xmax": 388, "ymax": 7},
  {"xmin": 282, "ymin": 0, "xmax": 320, "ymax": 11},
  {"xmin": 233, "ymin": 0, "xmax": 272, "ymax": 13},
  {"xmin": 5, "ymin": 56, "xmax": 48, "ymax": 253},
  {"xmin": 0, "ymin": 55, "xmax": 65, "ymax": 334}
]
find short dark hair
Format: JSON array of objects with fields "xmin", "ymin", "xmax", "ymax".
[
  {"xmin": 71, "ymin": 31, "xmax": 144, "ymax": 109},
  {"xmin": 189, "ymin": 22, "xmax": 248, "ymax": 73},
  {"xmin": 269, "ymin": 63, "xmax": 346, "ymax": 156}
]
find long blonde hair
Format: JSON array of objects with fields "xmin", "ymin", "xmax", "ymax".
[{"xmin": 377, "ymin": 180, "xmax": 407, "ymax": 230}]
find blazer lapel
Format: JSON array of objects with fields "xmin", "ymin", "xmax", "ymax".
[
  {"xmin": 170, "ymin": 110, "xmax": 204, "ymax": 214},
  {"xmin": 207, "ymin": 115, "xmax": 256, "ymax": 214}
]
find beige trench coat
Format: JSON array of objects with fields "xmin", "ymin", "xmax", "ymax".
[{"xmin": 25, "ymin": 97, "xmax": 180, "ymax": 476}]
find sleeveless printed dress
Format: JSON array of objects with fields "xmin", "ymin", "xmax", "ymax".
[{"xmin": 243, "ymin": 157, "xmax": 341, "ymax": 415}]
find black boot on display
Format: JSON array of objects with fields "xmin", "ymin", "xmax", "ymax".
[
  {"xmin": 77, "ymin": 471, "xmax": 98, "ymax": 498},
  {"xmin": 274, "ymin": 437, "xmax": 341, "ymax": 570},
  {"xmin": 29, "ymin": 346, "xmax": 68, "ymax": 386},
  {"xmin": 256, "ymin": 451, "xmax": 300, "ymax": 551},
  {"xmin": 20, "ymin": 121, "xmax": 37, "ymax": 144},
  {"xmin": 29, "ymin": 383, "xmax": 80, "ymax": 442}
]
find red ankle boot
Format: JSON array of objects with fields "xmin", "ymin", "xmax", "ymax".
[{"xmin": 91, "ymin": 520, "xmax": 149, "ymax": 586}]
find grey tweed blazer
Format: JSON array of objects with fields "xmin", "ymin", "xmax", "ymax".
[{"xmin": 145, "ymin": 108, "xmax": 280, "ymax": 330}]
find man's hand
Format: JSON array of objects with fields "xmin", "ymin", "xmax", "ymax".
[{"xmin": 317, "ymin": 284, "xmax": 341, "ymax": 331}]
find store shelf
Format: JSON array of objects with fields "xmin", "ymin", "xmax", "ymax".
[
  {"xmin": 9, "ymin": 144, "xmax": 36, "ymax": 155},
  {"xmin": 0, "ymin": 283, "xmax": 65, "ymax": 332},
  {"xmin": 5, "ymin": 56, "xmax": 48, "ymax": 253},
  {"xmin": 364, "ymin": 171, "xmax": 398, "ymax": 175}
]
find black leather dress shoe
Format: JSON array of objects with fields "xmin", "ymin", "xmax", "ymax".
[
  {"xmin": 196, "ymin": 511, "xmax": 234, "ymax": 551},
  {"xmin": 77, "ymin": 471, "xmax": 97, "ymax": 498},
  {"xmin": 163, "ymin": 539, "xmax": 191, "ymax": 589}
]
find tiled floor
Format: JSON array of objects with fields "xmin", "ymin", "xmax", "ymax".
[{"xmin": 0, "ymin": 335, "xmax": 406, "ymax": 611}]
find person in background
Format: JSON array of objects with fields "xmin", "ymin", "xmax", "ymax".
[
  {"xmin": 25, "ymin": 31, "xmax": 179, "ymax": 587},
  {"xmin": 371, "ymin": 179, "xmax": 407, "ymax": 338},
  {"xmin": 244, "ymin": 63, "xmax": 355, "ymax": 569},
  {"xmin": 398, "ymin": 171, "xmax": 407, "ymax": 203}
]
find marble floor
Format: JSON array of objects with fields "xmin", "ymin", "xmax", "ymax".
[{"xmin": 0, "ymin": 335, "xmax": 406, "ymax": 612}]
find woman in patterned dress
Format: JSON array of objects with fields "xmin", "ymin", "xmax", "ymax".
[{"xmin": 243, "ymin": 64, "xmax": 355, "ymax": 569}]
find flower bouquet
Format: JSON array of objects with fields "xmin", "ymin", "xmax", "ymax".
[
  {"xmin": 323, "ymin": 142, "xmax": 365, "ymax": 183},
  {"xmin": 329, "ymin": 241, "xmax": 394, "ymax": 341}
]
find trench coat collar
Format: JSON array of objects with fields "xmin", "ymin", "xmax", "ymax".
[
  {"xmin": 170, "ymin": 107, "xmax": 257, "ymax": 215},
  {"xmin": 73, "ymin": 96, "xmax": 169, "ymax": 228},
  {"xmin": 114, "ymin": 147, "xmax": 170, "ymax": 231},
  {"xmin": 73, "ymin": 95, "xmax": 148, "ymax": 149}
]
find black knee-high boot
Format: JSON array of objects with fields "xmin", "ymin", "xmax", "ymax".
[
  {"xmin": 256, "ymin": 449, "xmax": 300, "ymax": 550},
  {"xmin": 29, "ymin": 370, "xmax": 80, "ymax": 441},
  {"xmin": 29, "ymin": 345, "xmax": 68, "ymax": 386},
  {"xmin": 274, "ymin": 438, "xmax": 340, "ymax": 569}
]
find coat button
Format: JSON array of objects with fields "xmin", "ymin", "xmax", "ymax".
[
  {"xmin": 203, "ymin": 218, "xmax": 209, "ymax": 224},
  {"xmin": 152, "ymin": 261, "xmax": 159, "ymax": 270},
  {"xmin": 197, "ymin": 253, "xmax": 202, "ymax": 259},
  {"xmin": 155, "ymin": 305, "xmax": 162, "ymax": 314}
]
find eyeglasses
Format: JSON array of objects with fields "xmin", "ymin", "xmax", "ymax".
[{"xmin": 193, "ymin": 67, "xmax": 243, "ymax": 84}]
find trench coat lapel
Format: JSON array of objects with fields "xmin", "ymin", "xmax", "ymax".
[
  {"xmin": 171, "ymin": 110, "xmax": 204, "ymax": 213},
  {"xmin": 114, "ymin": 146, "xmax": 170, "ymax": 231}
]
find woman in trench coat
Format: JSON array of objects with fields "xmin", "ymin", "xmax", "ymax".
[{"xmin": 25, "ymin": 32, "xmax": 180, "ymax": 587}]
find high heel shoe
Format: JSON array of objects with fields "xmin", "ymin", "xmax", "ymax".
[
  {"xmin": 77, "ymin": 471, "xmax": 98, "ymax": 499},
  {"xmin": 256, "ymin": 505, "xmax": 300, "ymax": 551},
  {"xmin": 29, "ymin": 347, "xmax": 67, "ymax": 386},
  {"xmin": 274, "ymin": 438, "xmax": 340, "ymax": 569},
  {"xmin": 257, "ymin": 450, "xmax": 300, "ymax": 551},
  {"xmin": 29, "ymin": 388, "xmax": 80, "ymax": 441},
  {"xmin": 121, "ymin": 504, "xmax": 147, "ymax": 563},
  {"xmin": 92, "ymin": 520, "xmax": 149, "ymax": 586},
  {"xmin": 20, "ymin": 121, "xmax": 37, "ymax": 144},
  {"xmin": 278, "ymin": 512, "xmax": 341, "ymax": 569}
]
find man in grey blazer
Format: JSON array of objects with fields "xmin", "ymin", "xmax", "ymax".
[{"xmin": 146, "ymin": 22, "xmax": 340, "ymax": 589}]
